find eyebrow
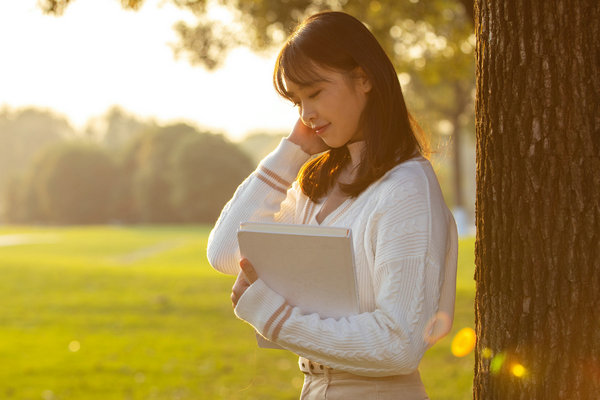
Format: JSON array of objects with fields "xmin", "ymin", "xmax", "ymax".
[{"xmin": 286, "ymin": 78, "xmax": 329, "ymax": 98}]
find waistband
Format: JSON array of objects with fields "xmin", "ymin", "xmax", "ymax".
[
  {"xmin": 298, "ymin": 356, "xmax": 424, "ymax": 384},
  {"xmin": 299, "ymin": 357, "xmax": 333, "ymax": 374}
]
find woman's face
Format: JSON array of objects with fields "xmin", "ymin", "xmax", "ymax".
[{"xmin": 285, "ymin": 64, "xmax": 371, "ymax": 148}]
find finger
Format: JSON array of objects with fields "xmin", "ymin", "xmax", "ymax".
[
  {"xmin": 232, "ymin": 272, "xmax": 248, "ymax": 293},
  {"xmin": 240, "ymin": 258, "xmax": 259, "ymax": 284},
  {"xmin": 231, "ymin": 282, "xmax": 247, "ymax": 307},
  {"xmin": 231, "ymin": 272, "xmax": 244, "ymax": 306},
  {"xmin": 231, "ymin": 268, "xmax": 252, "ymax": 306}
]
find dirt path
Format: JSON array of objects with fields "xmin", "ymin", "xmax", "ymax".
[
  {"xmin": 0, "ymin": 234, "xmax": 59, "ymax": 247},
  {"xmin": 115, "ymin": 239, "xmax": 190, "ymax": 264}
]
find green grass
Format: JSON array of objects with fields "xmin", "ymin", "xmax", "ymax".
[{"xmin": 0, "ymin": 225, "xmax": 475, "ymax": 399}]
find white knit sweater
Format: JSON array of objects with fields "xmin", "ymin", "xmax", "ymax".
[{"xmin": 207, "ymin": 138, "xmax": 458, "ymax": 377}]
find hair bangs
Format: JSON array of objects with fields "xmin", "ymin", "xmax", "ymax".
[{"xmin": 274, "ymin": 44, "xmax": 328, "ymax": 102}]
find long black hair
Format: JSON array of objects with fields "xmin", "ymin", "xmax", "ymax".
[{"xmin": 274, "ymin": 11, "xmax": 427, "ymax": 201}]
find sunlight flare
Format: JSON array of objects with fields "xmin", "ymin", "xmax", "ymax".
[
  {"xmin": 510, "ymin": 362, "xmax": 526, "ymax": 378},
  {"xmin": 490, "ymin": 352, "xmax": 506, "ymax": 374},
  {"xmin": 481, "ymin": 347, "xmax": 493, "ymax": 359},
  {"xmin": 451, "ymin": 327, "xmax": 476, "ymax": 357}
]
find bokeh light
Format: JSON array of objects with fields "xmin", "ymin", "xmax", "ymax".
[
  {"xmin": 134, "ymin": 372, "xmax": 146, "ymax": 383},
  {"xmin": 481, "ymin": 347, "xmax": 493, "ymax": 359},
  {"xmin": 68, "ymin": 340, "xmax": 81, "ymax": 352},
  {"xmin": 451, "ymin": 327, "xmax": 476, "ymax": 357},
  {"xmin": 490, "ymin": 352, "xmax": 506, "ymax": 374},
  {"xmin": 510, "ymin": 362, "xmax": 526, "ymax": 378},
  {"xmin": 42, "ymin": 390, "xmax": 55, "ymax": 400}
]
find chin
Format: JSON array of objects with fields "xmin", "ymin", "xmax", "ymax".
[{"xmin": 322, "ymin": 138, "xmax": 350, "ymax": 149}]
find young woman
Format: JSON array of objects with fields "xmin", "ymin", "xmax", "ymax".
[{"xmin": 207, "ymin": 11, "xmax": 458, "ymax": 400}]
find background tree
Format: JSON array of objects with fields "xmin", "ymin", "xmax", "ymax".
[
  {"xmin": 132, "ymin": 123, "xmax": 198, "ymax": 223},
  {"xmin": 474, "ymin": 0, "xmax": 599, "ymax": 398},
  {"xmin": 84, "ymin": 106, "xmax": 155, "ymax": 151},
  {"xmin": 238, "ymin": 132, "xmax": 285, "ymax": 166},
  {"xmin": 0, "ymin": 108, "xmax": 73, "ymax": 195},
  {"xmin": 33, "ymin": 143, "xmax": 117, "ymax": 224},
  {"xmin": 170, "ymin": 133, "xmax": 254, "ymax": 223},
  {"xmin": 3, "ymin": 168, "xmax": 44, "ymax": 224},
  {"xmin": 110, "ymin": 130, "xmax": 148, "ymax": 223}
]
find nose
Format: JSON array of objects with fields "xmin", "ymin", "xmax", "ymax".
[{"xmin": 299, "ymin": 103, "xmax": 316, "ymax": 126}]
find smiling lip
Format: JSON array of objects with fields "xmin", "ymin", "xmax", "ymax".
[{"xmin": 314, "ymin": 123, "xmax": 330, "ymax": 135}]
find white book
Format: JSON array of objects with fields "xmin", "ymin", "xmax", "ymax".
[{"xmin": 237, "ymin": 221, "xmax": 359, "ymax": 349}]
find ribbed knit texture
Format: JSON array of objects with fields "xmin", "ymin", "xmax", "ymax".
[{"xmin": 207, "ymin": 138, "xmax": 458, "ymax": 377}]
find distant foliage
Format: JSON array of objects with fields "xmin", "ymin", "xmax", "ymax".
[
  {"xmin": 238, "ymin": 133, "xmax": 286, "ymax": 166},
  {"xmin": 1, "ymin": 116, "xmax": 255, "ymax": 225},
  {"xmin": 170, "ymin": 133, "xmax": 254, "ymax": 223},
  {"xmin": 3, "ymin": 174, "xmax": 39, "ymax": 224},
  {"xmin": 84, "ymin": 106, "xmax": 155, "ymax": 151},
  {"xmin": 109, "ymin": 131, "xmax": 147, "ymax": 223},
  {"xmin": 0, "ymin": 108, "xmax": 74, "ymax": 195},
  {"xmin": 132, "ymin": 124, "xmax": 199, "ymax": 223},
  {"xmin": 35, "ymin": 143, "xmax": 117, "ymax": 224}
]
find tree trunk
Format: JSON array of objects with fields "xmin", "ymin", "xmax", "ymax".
[{"xmin": 474, "ymin": 1, "xmax": 600, "ymax": 399}]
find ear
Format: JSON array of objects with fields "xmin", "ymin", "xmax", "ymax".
[{"xmin": 354, "ymin": 67, "xmax": 372, "ymax": 93}]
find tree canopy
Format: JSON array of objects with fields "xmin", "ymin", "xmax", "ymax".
[{"xmin": 40, "ymin": 0, "xmax": 473, "ymax": 81}]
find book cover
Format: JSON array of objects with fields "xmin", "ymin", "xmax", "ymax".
[{"xmin": 237, "ymin": 222, "xmax": 359, "ymax": 348}]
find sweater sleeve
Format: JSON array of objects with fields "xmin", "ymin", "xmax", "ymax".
[
  {"xmin": 206, "ymin": 138, "xmax": 311, "ymax": 275},
  {"xmin": 234, "ymin": 168, "xmax": 458, "ymax": 377}
]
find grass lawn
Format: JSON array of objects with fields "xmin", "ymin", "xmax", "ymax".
[{"xmin": 0, "ymin": 225, "xmax": 474, "ymax": 399}]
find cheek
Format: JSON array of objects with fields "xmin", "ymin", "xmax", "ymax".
[{"xmin": 346, "ymin": 98, "xmax": 366, "ymax": 124}]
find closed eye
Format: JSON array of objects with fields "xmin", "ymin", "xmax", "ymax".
[{"xmin": 290, "ymin": 89, "xmax": 320, "ymax": 107}]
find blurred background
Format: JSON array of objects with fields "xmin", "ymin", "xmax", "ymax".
[{"xmin": 0, "ymin": 0, "xmax": 476, "ymax": 399}]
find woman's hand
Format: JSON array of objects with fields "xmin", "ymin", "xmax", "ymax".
[
  {"xmin": 231, "ymin": 258, "xmax": 258, "ymax": 308},
  {"xmin": 287, "ymin": 118, "xmax": 330, "ymax": 155}
]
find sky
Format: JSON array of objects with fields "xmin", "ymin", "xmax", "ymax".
[{"xmin": 0, "ymin": 0, "xmax": 297, "ymax": 141}]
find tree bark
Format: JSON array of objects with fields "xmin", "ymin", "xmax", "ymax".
[{"xmin": 474, "ymin": 1, "xmax": 600, "ymax": 399}]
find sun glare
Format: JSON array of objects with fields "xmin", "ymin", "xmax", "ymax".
[
  {"xmin": 510, "ymin": 362, "xmax": 526, "ymax": 378},
  {"xmin": 451, "ymin": 327, "xmax": 476, "ymax": 357}
]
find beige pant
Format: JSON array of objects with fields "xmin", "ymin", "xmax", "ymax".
[{"xmin": 298, "ymin": 357, "xmax": 429, "ymax": 400}]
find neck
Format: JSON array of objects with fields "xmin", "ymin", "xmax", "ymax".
[
  {"xmin": 347, "ymin": 140, "xmax": 365, "ymax": 170},
  {"xmin": 337, "ymin": 141, "xmax": 365, "ymax": 184}
]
